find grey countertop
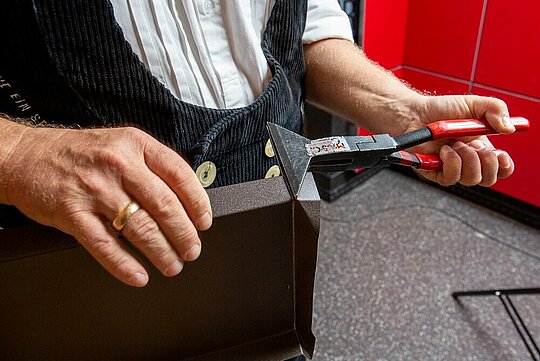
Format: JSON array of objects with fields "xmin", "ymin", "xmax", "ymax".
[{"xmin": 311, "ymin": 169, "xmax": 540, "ymax": 361}]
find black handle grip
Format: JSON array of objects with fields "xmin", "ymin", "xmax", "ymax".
[{"xmin": 393, "ymin": 128, "xmax": 433, "ymax": 150}]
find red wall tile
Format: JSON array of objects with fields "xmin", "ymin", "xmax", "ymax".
[
  {"xmin": 395, "ymin": 68, "xmax": 470, "ymax": 95},
  {"xmin": 472, "ymin": 86, "xmax": 540, "ymax": 207},
  {"xmin": 404, "ymin": 0, "xmax": 484, "ymax": 80},
  {"xmin": 392, "ymin": 68, "xmax": 406, "ymax": 79},
  {"xmin": 474, "ymin": 0, "xmax": 540, "ymax": 99},
  {"xmin": 363, "ymin": 0, "xmax": 408, "ymax": 69}
]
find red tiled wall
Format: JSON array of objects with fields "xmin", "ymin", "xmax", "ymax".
[
  {"xmin": 475, "ymin": 1, "xmax": 540, "ymax": 99},
  {"xmin": 405, "ymin": 0, "xmax": 485, "ymax": 81},
  {"xmin": 363, "ymin": 0, "xmax": 540, "ymax": 207},
  {"xmin": 363, "ymin": 0, "xmax": 408, "ymax": 69}
]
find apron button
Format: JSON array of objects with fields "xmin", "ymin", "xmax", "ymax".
[
  {"xmin": 265, "ymin": 165, "xmax": 281, "ymax": 179},
  {"xmin": 264, "ymin": 138, "xmax": 275, "ymax": 158},
  {"xmin": 196, "ymin": 161, "xmax": 217, "ymax": 188}
]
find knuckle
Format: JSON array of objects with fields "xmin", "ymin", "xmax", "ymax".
[
  {"xmin": 438, "ymin": 176, "xmax": 457, "ymax": 187},
  {"xmin": 481, "ymin": 168, "xmax": 498, "ymax": 187},
  {"xmin": 173, "ymin": 227, "xmax": 199, "ymax": 249},
  {"xmin": 480, "ymin": 178, "xmax": 497, "ymax": 187},
  {"xmin": 79, "ymin": 173, "xmax": 112, "ymax": 199},
  {"xmin": 126, "ymin": 215, "xmax": 174, "ymax": 263},
  {"xmin": 492, "ymin": 97, "xmax": 508, "ymax": 109},
  {"xmin": 87, "ymin": 237, "xmax": 116, "ymax": 260},
  {"xmin": 151, "ymin": 191, "xmax": 180, "ymax": 220},
  {"xmin": 154, "ymin": 253, "xmax": 178, "ymax": 273},
  {"xmin": 459, "ymin": 146, "xmax": 477, "ymax": 160},
  {"xmin": 472, "ymin": 174, "xmax": 483, "ymax": 185},
  {"xmin": 440, "ymin": 164, "xmax": 461, "ymax": 186},
  {"xmin": 170, "ymin": 162, "xmax": 198, "ymax": 188},
  {"xmin": 123, "ymin": 126, "xmax": 146, "ymax": 141},
  {"xmin": 498, "ymin": 169, "xmax": 513, "ymax": 179},
  {"xmin": 460, "ymin": 174, "xmax": 482, "ymax": 186},
  {"xmin": 171, "ymin": 171, "xmax": 210, "ymax": 212},
  {"xmin": 57, "ymin": 196, "xmax": 86, "ymax": 219},
  {"xmin": 141, "ymin": 133, "xmax": 175, "ymax": 160},
  {"xmin": 484, "ymin": 150, "xmax": 498, "ymax": 164},
  {"xmin": 96, "ymin": 147, "xmax": 130, "ymax": 172},
  {"xmin": 443, "ymin": 168, "xmax": 461, "ymax": 185},
  {"xmin": 108, "ymin": 256, "xmax": 133, "ymax": 277},
  {"xmin": 128, "ymin": 215, "xmax": 162, "ymax": 245},
  {"xmin": 187, "ymin": 192, "xmax": 211, "ymax": 215}
]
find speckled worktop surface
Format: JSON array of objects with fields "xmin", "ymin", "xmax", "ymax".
[{"xmin": 311, "ymin": 169, "xmax": 540, "ymax": 361}]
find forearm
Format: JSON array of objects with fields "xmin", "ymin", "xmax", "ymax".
[
  {"xmin": 0, "ymin": 116, "xmax": 29, "ymax": 204},
  {"xmin": 304, "ymin": 38, "xmax": 426, "ymax": 136}
]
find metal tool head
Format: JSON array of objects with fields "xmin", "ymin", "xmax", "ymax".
[{"xmin": 267, "ymin": 123, "xmax": 312, "ymax": 199}]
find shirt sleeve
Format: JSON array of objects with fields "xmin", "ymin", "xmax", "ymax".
[{"xmin": 302, "ymin": 0, "xmax": 355, "ymax": 44}]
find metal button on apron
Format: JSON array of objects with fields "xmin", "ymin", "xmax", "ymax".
[
  {"xmin": 264, "ymin": 139, "xmax": 275, "ymax": 158},
  {"xmin": 196, "ymin": 161, "xmax": 217, "ymax": 188},
  {"xmin": 265, "ymin": 165, "xmax": 281, "ymax": 178}
]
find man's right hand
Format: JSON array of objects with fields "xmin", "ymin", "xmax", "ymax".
[{"xmin": 0, "ymin": 120, "xmax": 212, "ymax": 287}]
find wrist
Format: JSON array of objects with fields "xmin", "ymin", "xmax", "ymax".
[
  {"xmin": 366, "ymin": 92, "xmax": 428, "ymax": 136},
  {"xmin": 0, "ymin": 118, "xmax": 37, "ymax": 205},
  {"xmin": 416, "ymin": 94, "xmax": 477, "ymax": 126},
  {"xmin": 345, "ymin": 76, "xmax": 428, "ymax": 135},
  {"xmin": 403, "ymin": 93, "xmax": 431, "ymax": 128},
  {"xmin": 0, "ymin": 120, "xmax": 71, "ymax": 207}
]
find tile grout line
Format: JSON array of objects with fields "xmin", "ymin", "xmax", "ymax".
[
  {"xmin": 469, "ymin": 0, "xmax": 490, "ymax": 93},
  {"xmin": 399, "ymin": 65, "xmax": 540, "ymax": 102},
  {"xmin": 473, "ymin": 83, "xmax": 540, "ymax": 103},
  {"xmin": 360, "ymin": 0, "xmax": 366, "ymax": 47},
  {"xmin": 401, "ymin": 65, "xmax": 470, "ymax": 85}
]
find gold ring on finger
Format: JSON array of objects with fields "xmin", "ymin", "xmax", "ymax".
[{"xmin": 112, "ymin": 201, "xmax": 140, "ymax": 233}]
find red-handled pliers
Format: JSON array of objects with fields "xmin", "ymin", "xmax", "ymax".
[{"xmin": 303, "ymin": 117, "xmax": 530, "ymax": 172}]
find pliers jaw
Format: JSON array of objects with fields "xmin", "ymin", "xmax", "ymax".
[{"xmin": 308, "ymin": 134, "xmax": 397, "ymax": 172}]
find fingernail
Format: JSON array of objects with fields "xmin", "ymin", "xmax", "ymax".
[
  {"xmin": 165, "ymin": 260, "xmax": 184, "ymax": 276},
  {"xmin": 185, "ymin": 244, "xmax": 201, "ymax": 261},
  {"xmin": 452, "ymin": 141, "xmax": 466, "ymax": 150},
  {"xmin": 470, "ymin": 140, "xmax": 485, "ymax": 150},
  {"xmin": 501, "ymin": 116, "xmax": 515, "ymax": 132},
  {"xmin": 198, "ymin": 212, "xmax": 212, "ymax": 231},
  {"xmin": 129, "ymin": 272, "xmax": 149, "ymax": 287}
]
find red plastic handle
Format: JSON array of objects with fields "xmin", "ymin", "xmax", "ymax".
[
  {"xmin": 426, "ymin": 117, "xmax": 529, "ymax": 140},
  {"xmin": 394, "ymin": 151, "xmax": 442, "ymax": 170},
  {"xmin": 415, "ymin": 153, "xmax": 442, "ymax": 171}
]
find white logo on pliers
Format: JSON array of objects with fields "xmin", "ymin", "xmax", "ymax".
[{"xmin": 306, "ymin": 136, "xmax": 350, "ymax": 156}]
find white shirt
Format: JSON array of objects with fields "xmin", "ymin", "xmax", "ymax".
[{"xmin": 111, "ymin": 0, "xmax": 353, "ymax": 109}]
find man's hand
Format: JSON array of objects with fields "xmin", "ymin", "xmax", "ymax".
[
  {"xmin": 0, "ymin": 122, "xmax": 212, "ymax": 287},
  {"xmin": 304, "ymin": 39, "xmax": 516, "ymax": 188},
  {"xmin": 406, "ymin": 95, "xmax": 515, "ymax": 187}
]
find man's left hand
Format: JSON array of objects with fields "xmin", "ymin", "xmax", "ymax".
[{"xmin": 405, "ymin": 95, "xmax": 516, "ymax": 187}]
